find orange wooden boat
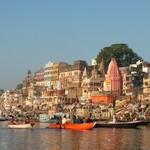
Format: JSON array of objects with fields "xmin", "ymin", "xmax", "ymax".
[{"xmin": 49, "ymin": 122, "xmax": 96, "ymax": 130}]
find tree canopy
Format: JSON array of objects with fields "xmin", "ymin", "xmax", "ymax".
[
  {"xmin": 96, "ymin": 43, "xmax": 142, "ymax": 73},
  {"xmin": 16, "ymin": 84, "xmax": 23, "ymax": 90},
  {"xmin": 0, "ymin": 89, "xmax": 4, "ymax": 96}
]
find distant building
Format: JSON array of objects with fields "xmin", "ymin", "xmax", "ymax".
[
  {"xmin": 104, "ymin": 58, "xmax": 121, "ymax": 93},
  {"xmin": 58, "ymin": 60, "xmax": 89, "ymax": 102},
  {"xmin": 119, "ymin": 60, "xmax": 150, "ymax": 100},
  {"xmin": 142, "ymin": 61, "xmax": 150, "ymax": 100},
  {"xmin": 51, "ymin": 62, "xmax": 66, "ymax": 89},
  {"xmin": 142, "ymin": 61, "xmax": 150, "ymax": 76},
  {"xmin": 22, "ymin": 70, "xmax": 34, "ymax": 97},
  {"xmin": 1, "ymin": 90, "xmax": 10, "ymax": 104},
  {"xmin": 59, "ymin": 60, "xmax": 88, "ymax": 89},
  {"xmin": 143, "ymin": 77, "xmax": 150, "ymax": 100},
  {"xmin": 22, "ymin": 70, "xmax": 33, "ymax": 88},
  {"xmin": 34, "ymin": 68, "xmax": 45, "ymax": 87},
  {"xmin": 44, "ymin": 61, "xmax": 53, "ymax": 88},
  {"xmin": 81, "ymin": 66, "xmax": 105, "ymax": 101},
  {"xmin": 92, "ymin": 58, "xmax": 97, "ymax": 66}
]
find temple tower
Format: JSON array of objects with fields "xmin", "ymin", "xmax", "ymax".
[{"xmin": 105, "ymin": 58, "xmax": 121, "ymax": 92}]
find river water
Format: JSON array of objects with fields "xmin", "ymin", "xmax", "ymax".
[{"xmin": 0, "ymin": 121, "xmax": 150, "ymax": 150}]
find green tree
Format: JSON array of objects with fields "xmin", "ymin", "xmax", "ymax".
[
  {"xmin": 16, "ymin": 84, "xmax": 23, "ymax": 90},
  {"xmin": 96, "ymin": 43, "xmax": 142, "ymax": 73},
  {"xmin": 0, "ymin": 89, "xmax": 4, "ymax": 96}
]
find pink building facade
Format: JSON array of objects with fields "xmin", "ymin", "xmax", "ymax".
[{"xmin": 105, "ymin": 58, "xmax": 121, "ymax": 92}]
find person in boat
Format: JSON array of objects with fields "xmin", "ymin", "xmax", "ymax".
[
  {"xmin": 82, "ymin": 117, "xmax": 86, "ymax": 123},
  {"xmin": 61, "ymin": 116, "xmax": 67, "ymax": 128},
  {"xmin": 59, "ymin": 117, "xmax": 62, "ymax": 125},
  {"xmin": 113, "ymin": 114, "xmax": 117, "ymax": 123},
  {"xmin": 25, "ymin": 116, "xmax": 30, "ymax": 124},
  {"xmin": 73, "ymin": 114, "xmax": 76, "ymax": 123},
  {"xmin": 75, "ymin": 116, "xmax": 83, "ymax": 124},
  {"xmin": 133, "ymin": 113, "xmax": 139, "ymax": 121},
  {"xmin": 54, "ymin": 116, "xmax": 59, "ymax": 124},
  {"xmin": 10, "ymin": 116, "xmax": 15, "ymax": 124},
  {"xmin": 86, "ymin": 117, "xmax": 93, "ymax": 123}
]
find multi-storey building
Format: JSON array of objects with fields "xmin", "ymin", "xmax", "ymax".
[
  {"xmin": 1, "ymin": 90, "xmax": 23, "ymax": 109},
  {"xmin": 142, "ymin": 61, "xmax": 150, "ymax": 100},
  {"xmin": 34, "ymin": 68, "xmax": 45, "ymax": 87},
  {"xmin": 119, "ymin": 60, "xmax": 150, "ymax": 100},
  {"xmin": 51, "ymin": 62, "xmax": 66, "ymax": 89},
  {"xmin": 143, "ymin": 77, "xmax": 150, "ymax": 99},
  {"xmin": 22, "ymin": 70, "xmax": 34, "ymax": 97},
  {"xmin": 142, "ymin": 61, "xmax": 150, "ymax": 76},
  {"xmin": 22, "ymin": 70, "xmax": 33, "ymax": 88},
  {"xmin": 59, "ymin": 60, "xmax": 88, "ymax": 88},
  {"xmin": 81, "ymin": 66, "xmax": 105, "ymax": 101},
  {"xmin": 125, "ymin": 61, "xmax": 148, "ymax": 97},
  {"xmin": 59, "ymin": 60, "xmax": 88, "ymax": 100},
  {"xmin": 44, "ymin": 61, "xmax": 53, "ymax": 88},
  {"xmin": 119, "ymin": 67, "xmax": 131, "ymax": 95},
  {"xmin": 1, "ymin": 90, "xmax": 10, "ymax": 105}
]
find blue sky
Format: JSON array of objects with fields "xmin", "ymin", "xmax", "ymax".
[{"xmin": 0, "ymin": 0, "xmax": 150, "ymax": 90}]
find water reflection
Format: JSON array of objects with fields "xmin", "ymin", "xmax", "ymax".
[{"xmin": 0, "ymin": 122, "xmax": 150, "ymax": 150}]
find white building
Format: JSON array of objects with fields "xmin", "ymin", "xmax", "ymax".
[
  {"xmin": 1, "ymin": 90, "xmax": 10, "ymax": 104},
  {"xmin": 142, "ymin": 61, "xmax": 150, "ymax": 100},
  {"xmin": 142, "ymin": 61, "xmax": 150, "ymax": 77},
  {"xmin": 92, "ymin": 58, "xmax": 97, "ymax": 66},
  {"xmin": 44, "ymin": 61, "xmax": 53, "ymax": 88}
]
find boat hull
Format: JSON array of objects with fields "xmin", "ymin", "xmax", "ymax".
[
  {"xmin": 95, "ymin": 121, "xmax": 143, "ymax": 128},
  {"xmin": 0, "ymin": 118, "xmax": 6, "ymax": 121},
  {"xmin": 49, "ymin": 122, "xmax": 96, "ymax": 130},
  {"xmin": 8, "ymin": 123, "xmax": 34, "ymax": 129}
]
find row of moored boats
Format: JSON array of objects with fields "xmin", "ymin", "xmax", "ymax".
[{"xmin": 7, "ymin": 120, "xmax": 150, "ymax": 130}]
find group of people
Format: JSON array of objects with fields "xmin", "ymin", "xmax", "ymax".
[
  {"xmin": 9, "ymin": 116, "xmax": 30, "ymax": 124},
  {"xmin": 54, "ymin": 115, "xmax": 93, "ymax": 126},
  {"xmin": 73, "ymin": 115, "xmax": 93, "ymax": 124}
]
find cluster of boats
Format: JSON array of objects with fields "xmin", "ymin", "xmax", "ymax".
[
  {"xmin": 6, "ymin": 120, "xmax": 149, "ymax": 130},
  {"xmin": 3, "ymin": 110, "xmax": 149, "ymax": 130}
]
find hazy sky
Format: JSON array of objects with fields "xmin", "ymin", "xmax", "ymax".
[{"xmin": 0, "ymin": 0, "xmax": 150, "ymax": 90}]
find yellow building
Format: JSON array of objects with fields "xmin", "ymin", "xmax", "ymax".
[{"xmin": 51, "ymin": 62, "xmax": 65, "ymax": 89}]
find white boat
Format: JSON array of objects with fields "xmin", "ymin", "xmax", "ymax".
[{"xmin": 8, "ymin": 123, "xmax": 34, "ymax": 129}]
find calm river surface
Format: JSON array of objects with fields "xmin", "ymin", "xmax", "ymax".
[{"xmin": 0, "ymin": 121, "xmax": 150, "ymax": 150}]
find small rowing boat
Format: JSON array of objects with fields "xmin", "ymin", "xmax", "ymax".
[
  {"xmin": 49, "ymin": 122, "xmax": 96, "ymax": 130},
  {"xmin": 8, "ymin": 123, "xmax": 35, "ymax": 129},
  {"xmin": 95, "ymin": 120, "xmax": 143, "ymax": 128},
  {"xmin": 0, "ymin": 117, "xmax": 6, "ymax": 121}
]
